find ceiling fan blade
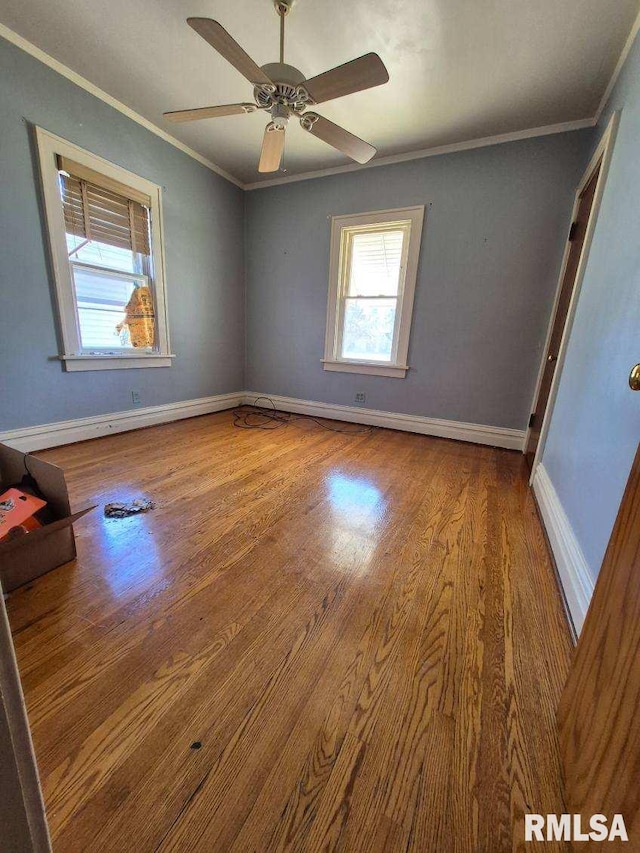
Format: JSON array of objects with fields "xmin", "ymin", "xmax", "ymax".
[
  {"xmin": 163, "ymin": 103, "xmax": 257, "ymax": 123},
  {"xmin": 187, "ymin": 18, "xmax": 273, "ymax": 86},
  {"xmin": 300, "ymin": 113, "xmax": 376, "ymax": 164},
  {"xmin": 302, "ymin": 53, "xmax": 389, "ymax": 105},
  {"xmin": 259, "ymin": 123, "xmax": 285, "ymax": 173}
]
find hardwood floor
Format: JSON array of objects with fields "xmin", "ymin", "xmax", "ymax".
[{"xmin": 6, "ymin": 410, "xmax": 573, "ymax": 852}]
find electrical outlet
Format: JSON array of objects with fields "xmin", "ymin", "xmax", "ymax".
[
  {"xmin": 131, "ymin": 390, "xmax": 141, "ymax": 406},
  {"xmin": 355, "ymin": 392, "xmax": 366, "ymax": 404}
]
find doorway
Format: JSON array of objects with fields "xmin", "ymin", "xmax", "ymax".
[
  {"xmin": 525, "ymin": 161, "xmax": 600, "ymax": 466},
  {"xmin": 525, "ymin": 113, "xmax": 620, "ymax": 473}
]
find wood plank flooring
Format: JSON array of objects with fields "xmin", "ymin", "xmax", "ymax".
[{"xmin": 5, "ymin": 410, "xmax": 573, "ymax": 852}]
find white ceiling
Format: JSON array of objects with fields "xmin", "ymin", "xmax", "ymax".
[{"xmin": 1, "ymin": 0, "xmax": 638, "ymax": 184}]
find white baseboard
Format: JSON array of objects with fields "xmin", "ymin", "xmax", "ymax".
[
  {"xmin": 0, "ymin": 389, "xmax": 526, "ymax": 455},
  {"xmin": 0, "ymin": 392, "xmax": 244, "ymax": 452},
  {"xmin": 532, "ymin": 463, "xmax": 594, "ymax": 635},
  {"xmin": 243, "ymin": 392, "xmax": 526, "ymax": 450}
]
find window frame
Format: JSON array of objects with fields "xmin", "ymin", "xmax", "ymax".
[
  {"xmin": 323, "ymin": 206, "xmax": 425, "ymax": 379},
  {"xmin": 35, "ymin": 126, "xmax": 173, "ymax": 371}
]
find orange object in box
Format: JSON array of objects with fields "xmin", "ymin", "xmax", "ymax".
[
  {"xmin": 0, "ymin": 488, "xmax": 47, "ymax": 541},
  {"xmin": 0, "ymin": 443, "xmax": 94, "ymax": 592}
]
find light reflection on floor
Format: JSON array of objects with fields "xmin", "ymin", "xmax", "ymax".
[
  {"xmin": 327, "ymin": 472, "xmax": 384, "ymax": 517},
  {"xmin": 325, "ymin": 472, "xmax": 389, "ymax": 573},
  {"xmin": 92, "ymin": 472, "xmax": 391, "ymax": 594},
  {"xmin": 97, "ymin": 504, "xmax": 164, "ymax": 597}
]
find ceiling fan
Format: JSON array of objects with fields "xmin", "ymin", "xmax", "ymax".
[{"xmin": 163, "ymin": 0, "xmax": 389, "ymax": 173}]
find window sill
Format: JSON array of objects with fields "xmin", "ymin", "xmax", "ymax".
[
  {"xmin": 321, "ymin": 359, "xmax": 408, "ymax": 378},
  {"xmin": 60, "ymin": 354, "xmax": 175, "ymax": 372}
]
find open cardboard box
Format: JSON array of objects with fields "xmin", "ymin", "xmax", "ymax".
[{"xmin": 0, "ymin": 442, "xmax": 93, "ymax": 592}]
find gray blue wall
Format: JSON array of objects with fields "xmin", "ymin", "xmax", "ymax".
[
  {"xmin": 0, "ymin": 36, "xmax": 245, "ymax": 431},
  {"xmin": 0, "ymin": 32, "xmax": 601, "ymax": 449},
  {"xmin": 244, "ymin": 132, "xmax": 593, "ymax": 429},
  {"xmin": 541, "ymin": 30, "xmax": 640, "ymax": 581}
]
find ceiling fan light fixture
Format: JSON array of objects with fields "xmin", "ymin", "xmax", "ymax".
[{"xmin": 270, "ymin": 103, "xmax": 291, "ymax": 129}]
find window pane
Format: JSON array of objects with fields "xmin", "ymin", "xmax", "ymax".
[
  {"xmin": 341, "ymin": 298, "xmax": 396, "ymax": 362},
  {"xmin": 72, "ymin": 266, "xmax": 143, "ymax": 350},
  {"xmin": 66, "ymin": 234, "xmax": 137, "ymax": 273},
  {"xmin": 348, "ymin": 229, "xmax": 404, "ymax": 296}
]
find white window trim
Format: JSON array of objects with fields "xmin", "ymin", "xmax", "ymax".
[
  {"xmin": 35, "ymin": 126, "xmax": 174, "ymax": 371},
  {"xmin": 323, "ymin": 205, "xmax": 425, "ymax": 378}
]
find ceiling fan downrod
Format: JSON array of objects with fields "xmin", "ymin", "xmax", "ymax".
[{"xmin": 274, "ymin": 0, "xmax": 293, "ymax": 64}]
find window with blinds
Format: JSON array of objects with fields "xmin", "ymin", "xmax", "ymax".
[
  {"xmin": 36, "ymin": 127, "xmax": 171, "ymax": 371},
  {"xmin": 324, "ymin": 206, "xmax": 424, "ymax": 378},
  {"xmin": 339, "ymin": 223, "xmax": 411, "ymax": 362},
  {"xmin": 57, "ymin": 156, "xmax": 156, "ymax": 353}
]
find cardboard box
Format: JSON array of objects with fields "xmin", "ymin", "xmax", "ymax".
[{"xmin": 0, "ymin": 443, "xmax": 93, "ymax": 592}]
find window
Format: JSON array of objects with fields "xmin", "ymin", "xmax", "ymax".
[
  {"xmin": 36, "ymin": 127, "xmax": 172, "ymax": 371},
  {"xmin": 323, "ymin": 206, "xmax": 424, "ymax": 378}
]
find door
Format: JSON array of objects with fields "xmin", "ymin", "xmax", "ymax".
[
  {"xmin": 558, "ymin": 440, "xmax": 640, "ymax": 849},
  {"xmin": 0, "ymin": 588, "xmax": 51, "ymax": 851},
  {"xmin": 525, "ymin": 160, "xmax": 602, "ymax": 468}
]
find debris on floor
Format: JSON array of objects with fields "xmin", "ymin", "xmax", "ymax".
[{"xmin": 104, "ymin": 498, "xmax": 155, "ymax": 519}]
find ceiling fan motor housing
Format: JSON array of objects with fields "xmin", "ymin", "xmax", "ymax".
[{"xmin": 254, "ymin": 62, "xmax": 310, "ymax": 114}]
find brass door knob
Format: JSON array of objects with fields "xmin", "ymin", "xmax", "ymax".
[{"xmin": 630, "ymin": 364, "xmax": 640, "ymax": 391}]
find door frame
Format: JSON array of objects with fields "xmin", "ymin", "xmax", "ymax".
[
  {"xmin": 526, "ymin": 111, "xmax": 620, "ymax": 482},
  {"xmin": 0, "ymin": 589, "xmax": 52, "ymax": 851}
]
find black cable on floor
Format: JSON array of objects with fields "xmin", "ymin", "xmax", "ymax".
[{"xmin": 232, "ymin": 396, "xmax": 373, "ymax": 435}]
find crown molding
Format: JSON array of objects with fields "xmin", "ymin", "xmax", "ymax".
[
  {"xmin": 593, "ymin": 6, "xmax": 640, "ymax": 123},
  {"xmin": 0, "ymin": 22, "xmax": 243, "ymax": 188},
  {"xmin": 243, "ymin": 118, "xmax": 596, "ymax": 189}
]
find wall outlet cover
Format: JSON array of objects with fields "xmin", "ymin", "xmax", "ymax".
[
  {"xmin": 131, "ymin": 391, "xmax": 142, "ymax": 406},
  {"xmin": 355, "ymin": 392, "xmax": 366, "ymax": 404}
]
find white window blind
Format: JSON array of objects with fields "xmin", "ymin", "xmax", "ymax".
[
  {"xmin": 340, "ymin": 225, "xmax": 409, "ymax": 362},
  {"xmin": 348, "ymin": 230, "xmax": 404, "ymax": 297}
]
